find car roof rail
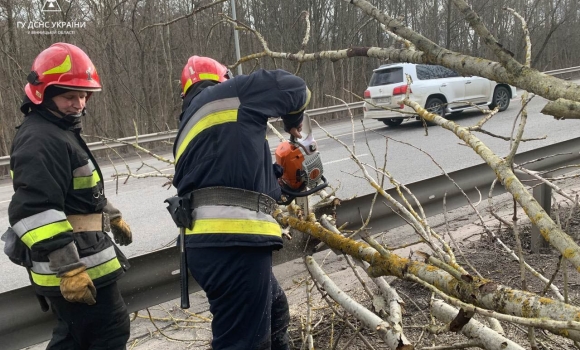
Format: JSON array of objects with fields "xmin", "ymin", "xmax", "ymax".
[{"xmin": 374, "ymin": 62, "xmax": 413, "ymax": 71}]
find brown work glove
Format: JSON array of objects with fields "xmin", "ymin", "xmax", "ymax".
[
  {"xmin": 60, "ymin": 266, "xmax": 97, "ymax": 305},
  {"xmin": 110, "ymin": 217, "xmax": 133, "ymax": 246}
]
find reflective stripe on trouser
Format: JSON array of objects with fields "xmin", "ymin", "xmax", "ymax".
[
  {"xmin": 185, "ymin": 205, "xmax": 281, "ymax": 237},
  {"xmin": 30, "ymin": 246, "xmax": 121, "ymax": 287},
  {"xmin": 187, "ymin": 246, "xmax": 290, "ymax": 350}
]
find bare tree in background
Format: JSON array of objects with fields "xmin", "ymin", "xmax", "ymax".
[{"xmin": 0, "ymin": 0, "xmax": 577, "ymax": 149}]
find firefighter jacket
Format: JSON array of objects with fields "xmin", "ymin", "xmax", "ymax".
[
  {"xmin": 173, "ymin": 69, "xmax": 310, "ymax": 249},
  {"xmin": 8, "ymin": 107, "xmax": 125, "ymax": 297}
]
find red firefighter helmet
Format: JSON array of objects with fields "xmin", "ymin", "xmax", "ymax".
[
  {"xmin": 25, "ymin": 42, "xmax": 102, "ymax": 105},
  {"xmin": 180, "ymin": 56, "xmax": 232, "ymax": 96}
]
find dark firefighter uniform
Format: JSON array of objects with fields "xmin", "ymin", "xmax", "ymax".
[
  {"xmin": 173, "ymin": 68, "xmax": 310, "ymax": 349},
  {"xmin": 8, "ymin": 105, "xmax": 130, "ymax": 349}
]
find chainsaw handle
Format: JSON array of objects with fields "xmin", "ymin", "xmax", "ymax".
[
  {"xmin": 278, "ymin": 175, "xmax": 329, "ymax": 205},
  {"xmin": 277, "ymin": 196, "xmax": 295, "ymax": 206},
  {"xmin": 297, "ymin": 175, "xmax": 328, "ymax": 196}
]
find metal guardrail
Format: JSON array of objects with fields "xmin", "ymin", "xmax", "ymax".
[
  {"xmin": 337, "ymin": 137, "xmax": 580, "ymax": 234},
  {"xmin": 1, "ymin": 65, "xmax": 577, "ymax": 167},
  {"xmin": 0, "ymin": 131, "xmax": 179, "ymax": 167},
  {"xmin": 0, "ymin": 102, "xmax": 364, "ymax": 167},
  {"xmin": 542, "ymin": 65, "xmax": 580, "ymax": 76},
  {"xmin": 307, "ymin": 101, "xmax": 364, "ymax": 116},
  {"xmin": 2, "ymin": 136, "xmax": 580, "ymax": 350}
]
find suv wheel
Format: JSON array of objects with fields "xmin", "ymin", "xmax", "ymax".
[
  {"xmin": 425, "ymin": 97, "xmax": 446, "ymax": 118},
  {"xmin": 490, "ymin": 86, "xmax": 510, "ymax": 112},
  {"xmin": 382, "ymin": 118, "xmax": 403, "ymax": 127}
]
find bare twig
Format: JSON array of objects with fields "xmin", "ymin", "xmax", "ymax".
[{"xmin": 139, "ymin": 0, "xmax": 227, "ymax": 33}]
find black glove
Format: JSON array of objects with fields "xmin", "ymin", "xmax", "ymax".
[{"xmin": 273, "ymin": 164, "xmax": 284, "ymax": 178}]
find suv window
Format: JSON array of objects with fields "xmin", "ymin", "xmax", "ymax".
[
  {"xmin": 416, "ymin": 64, "xmax": 460, "ymax": 80},
  {"xmin": 369, "ymin": 67, "xmax": 404, "ymax": 86}
]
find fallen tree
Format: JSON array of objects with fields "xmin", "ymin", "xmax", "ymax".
[{"xmin": 101, "ymin": 1, "xmax": 580, "ymax": 348}]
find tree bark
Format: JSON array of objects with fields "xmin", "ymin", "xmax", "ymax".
[
  {"xmin": 275, "ymin": 214, "xmax": 580, "ymax": 342},
  {"xmin": 431, "ymin": 300, "xmax": 525, "ymax": 350}
]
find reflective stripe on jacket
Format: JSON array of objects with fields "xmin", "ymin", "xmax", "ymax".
[
  {"xmin": 174, "ymin": 69, "xmax": 309, "ymax": 248},
  {"xmin": 8, "ymin": 108, "xmax": 123, "ymax": 296}
]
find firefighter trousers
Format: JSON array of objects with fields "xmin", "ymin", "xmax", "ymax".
[
  {"xmin": 187, "ymin": 246, "xmax": 290, "ymax": 350},
  {"xmin": 45, "ymin": 282, "xmax": 130, "ymax": 350}
]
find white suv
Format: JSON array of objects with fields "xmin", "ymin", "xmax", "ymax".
[{"xmin": 363, "ymin": 63, "xmax": 517, "ymax": 126}]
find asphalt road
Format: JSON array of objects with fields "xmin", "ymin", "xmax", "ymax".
[{"xmin": 1, "ymin": 88, "xmax": 579, "ymax": 292}]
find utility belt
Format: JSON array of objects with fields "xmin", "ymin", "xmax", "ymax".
[
  {"xmin": 191, "ymin": 187, "xmax": 277, "ymax": 215},
  {"xmin": 67, "ymin": 213, "xmax": 103, "ymax": 233},
  {"xmin": 165, "ymin": 187, "xmax": 277, "ymax": 229},
  {"xmin": 2, "ymin": 213, "xmax": 104, "ymax": 267}
]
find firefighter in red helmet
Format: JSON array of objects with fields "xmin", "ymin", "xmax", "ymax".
[
  {"xmin": 6, "ymin": 43, "xmax": 133, "ymax": 349},
  {"xmin": 168, "ymin": 55, "xmax": 310, "ymax": 350},
  {"xmin": 179, "ymin": 55, "xmax": 232, "ymax": 98}
]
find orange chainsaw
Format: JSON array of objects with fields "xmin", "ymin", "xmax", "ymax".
[{"xmin": 275, "ymin": 113, "xmax": 328, "ymax": 205}]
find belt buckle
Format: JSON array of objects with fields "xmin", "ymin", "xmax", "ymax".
[{"xmin": 257, "ymin": 193, "xmax": 273, "ymax": 215}]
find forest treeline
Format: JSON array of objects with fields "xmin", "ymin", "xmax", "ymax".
[{"xmin": 0, "ymin": 0, "xmax": 577, "ymax": 156}]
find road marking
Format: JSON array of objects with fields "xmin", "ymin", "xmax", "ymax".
[
  {"xmin": 324, "ymin": 154, "xmax": 368, "ymax": 165},
  {"xmin": 103, "ymin": 167, "xmax": 174, "ymax": 183},
  {"xmin": 0, "ymin": 167, "xmax": 175, "ymax": 204},
  {"xmin": 0, "ymin": 165, "xmax": 175, "ymax": 189},
  {"xmin": 268, "ymin": 125, "xmax": 386, "ymax": 152},
  {"xmin": 0, "ymin": 154, "xmax": 360, "ymax": 202}
]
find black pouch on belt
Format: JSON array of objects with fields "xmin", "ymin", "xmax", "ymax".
[
  {"xmin": 1, "ymin": 227, "xmax": 32, "ymax": 267},
  {"xmin": 164, "ymin": 193, "xmax": 194, "ymax": 229}
]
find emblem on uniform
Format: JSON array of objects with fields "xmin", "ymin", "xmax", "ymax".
[{"xmin": 86, "ymin": 68, "xmax": 93, "ymax": 80}]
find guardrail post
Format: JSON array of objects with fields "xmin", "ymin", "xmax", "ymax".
[{"xmin": 531, "ymin": 180, "xmax": 552, "ymax": 253}]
